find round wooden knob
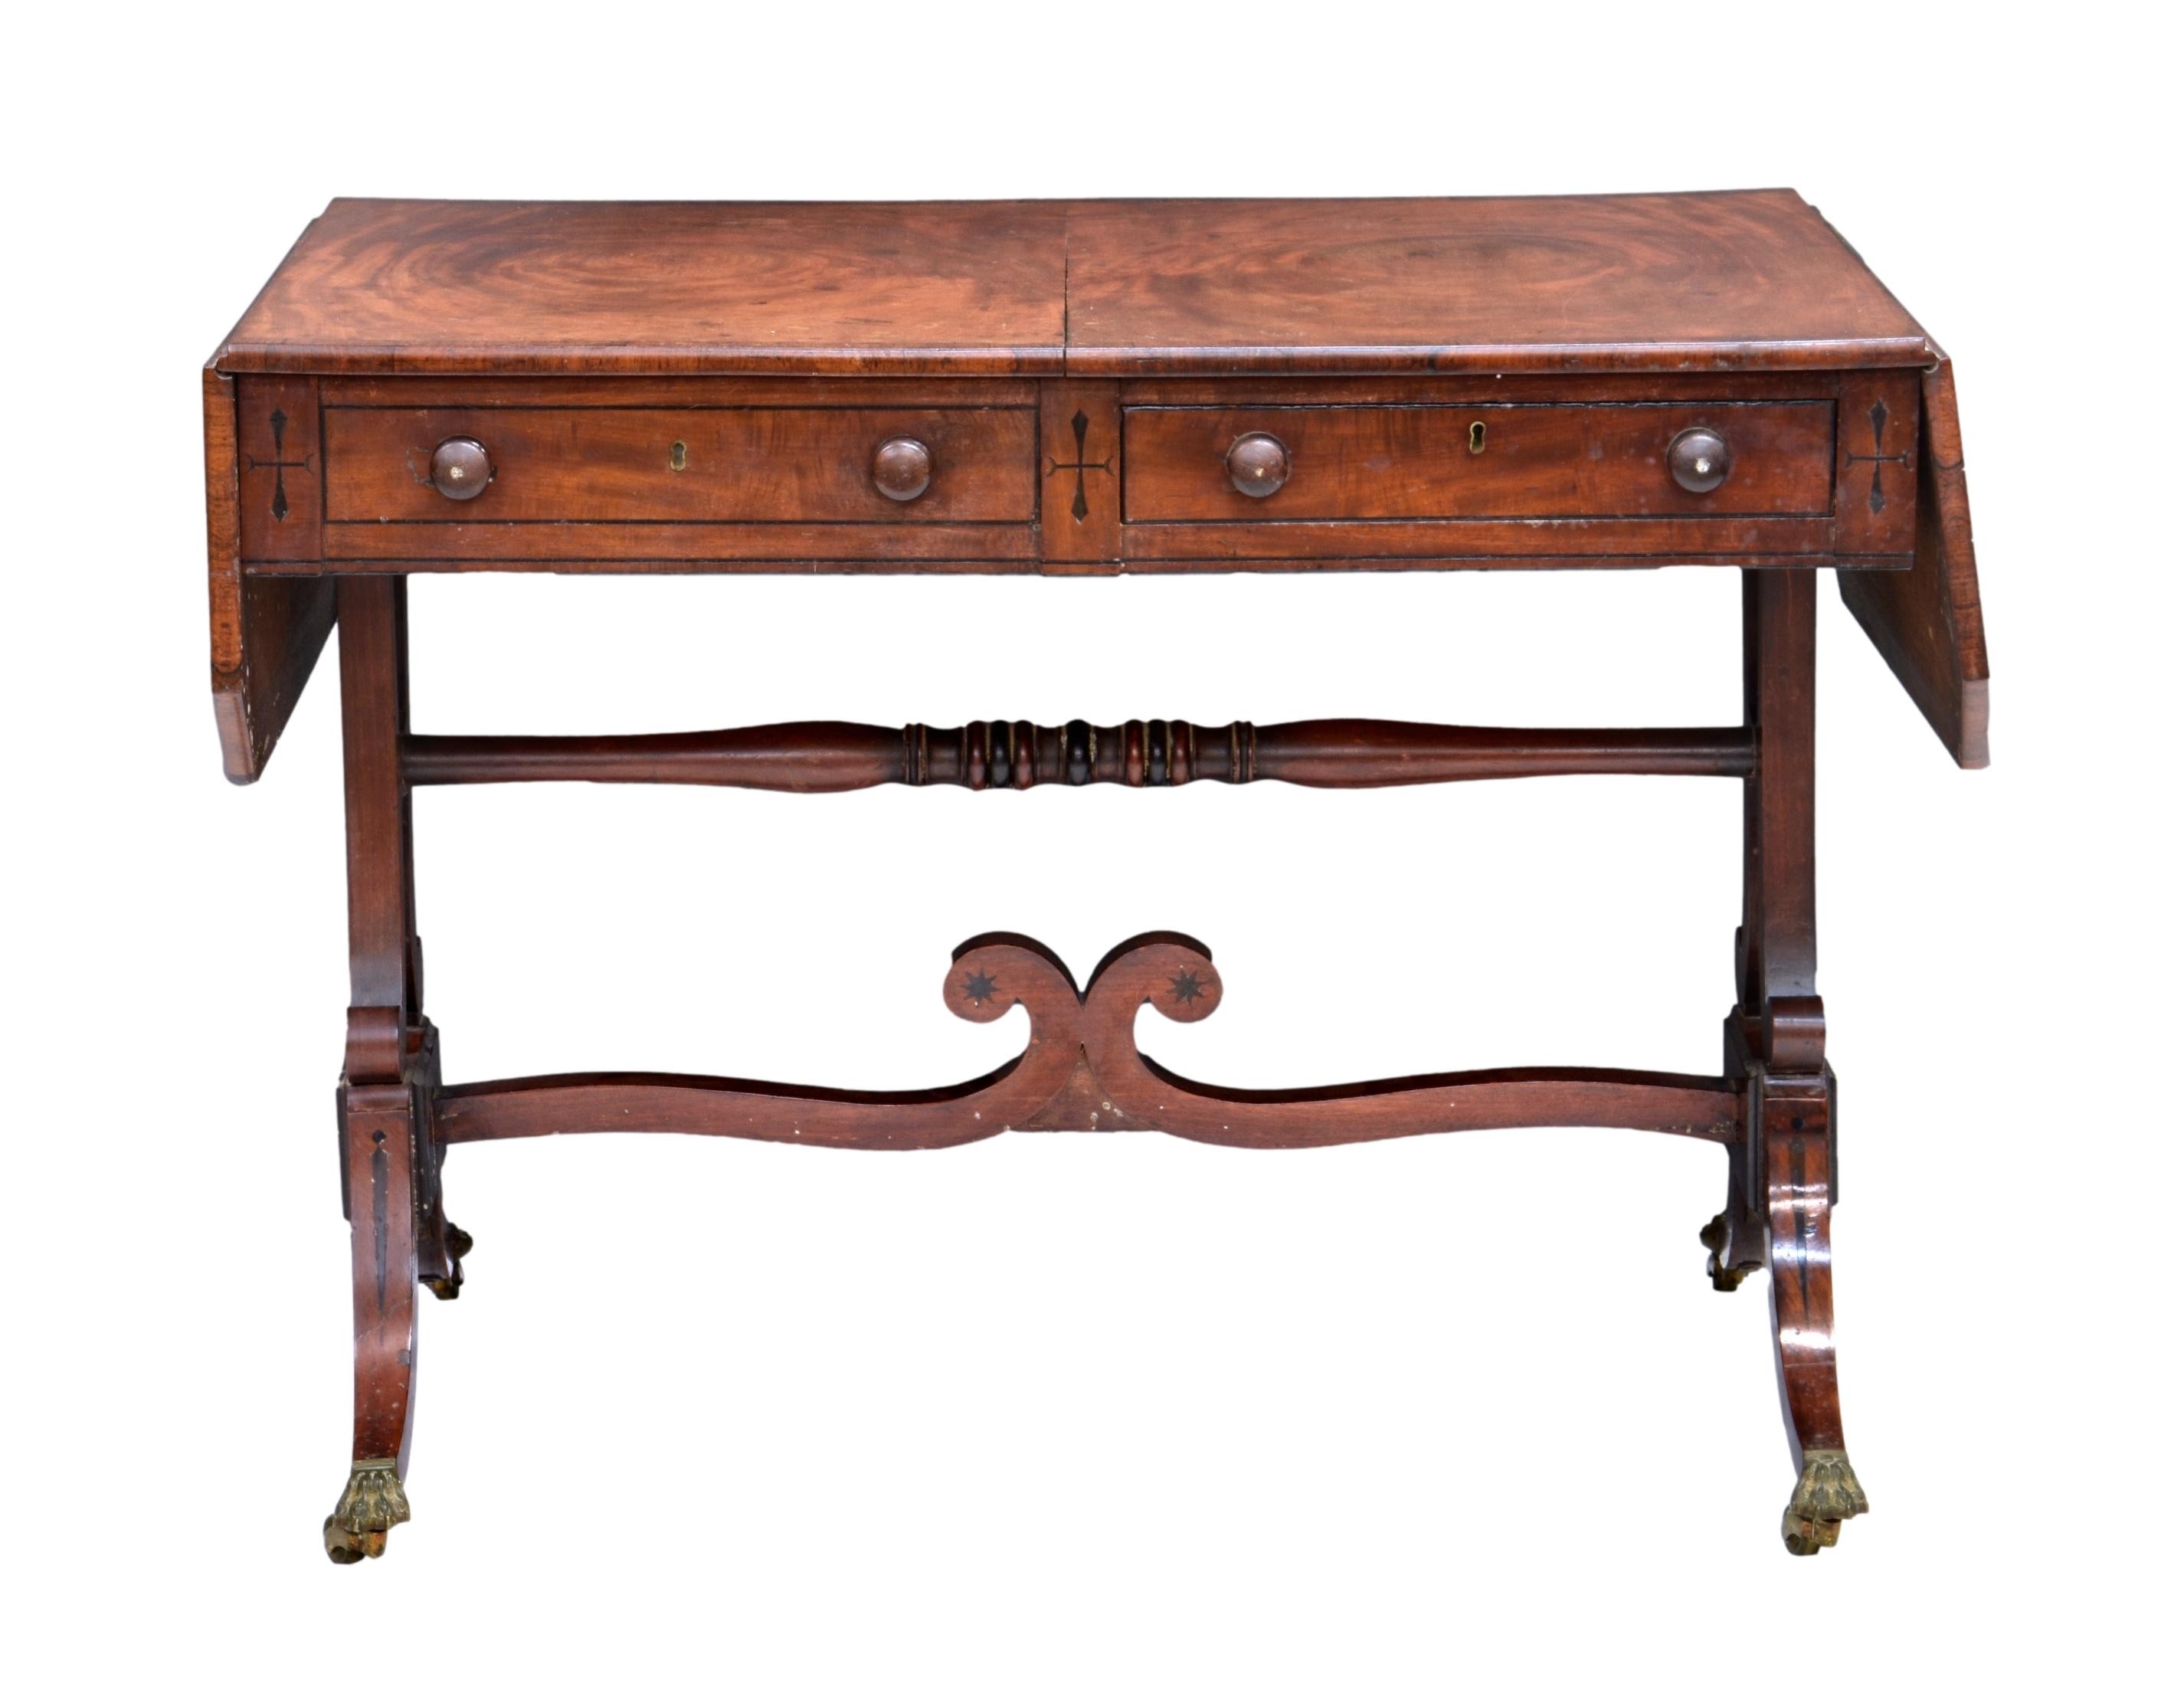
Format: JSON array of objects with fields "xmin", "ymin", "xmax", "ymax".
[
  {"xmin": 1226, "ymin": 432, "xmax": 1291, "ymax": 498},
  {"xmin": 872, "ymin": 437, "xmax": 933, "ymax": 502},
  {"xmin": 429, "ymin": 437, "xmax": 492, "ymax": 501},
  {"xmin": 1667, "ymin": 427, "xmax": 1731, "ymax": 494}
]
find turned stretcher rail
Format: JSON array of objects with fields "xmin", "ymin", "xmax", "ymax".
[{"xmin": 401, "ymin": 719, "xmax": 1756, "ymax": 790}]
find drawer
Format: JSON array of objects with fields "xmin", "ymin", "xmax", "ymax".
[
  {"xmin": 1121, "ymin": 402, "xmax": 1835, "ymax": 522},
  {"xmin": 323, "ymin": 406, "xmax": 1037, "ymax": 523}
]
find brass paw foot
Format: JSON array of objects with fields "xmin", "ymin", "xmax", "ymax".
[
  {"xmin": 1781, "ymin": 1449, "xmax": 1868, "ymax": 1556},
  {"xmin": 323, "ymin": 1459, "xmax": 411, "ymax": 1564},
  {"xmin": 1700, "ymin": 1210, "xmax": 1758, "ymax": 1292},
  {"xmin": 427, "ymin": 1223, "xmax": 473, "ymax": 1302}
]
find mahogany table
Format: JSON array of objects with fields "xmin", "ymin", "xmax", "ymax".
[{"xmin": 203, "ymin": 194, "xmax": 1988, "ymax": 1560}]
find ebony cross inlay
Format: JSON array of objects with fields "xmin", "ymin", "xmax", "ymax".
[
  {"xmin": 1043, "ymin": 409, "xmax": 1113, "ymax": 522},
  {"xmin": 1845, "ymin": 398, "xmax": 1912, "ymax": 516},
  {"xmin": 244, "ymin": 406, "xmax": 314, "ymax": 522}
]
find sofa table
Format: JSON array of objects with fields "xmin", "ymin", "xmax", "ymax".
[{"xmin": 202, "ymin": 193, "xmax": 1988, "ymax": 1560}]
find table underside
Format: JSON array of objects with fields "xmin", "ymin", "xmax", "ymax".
[{"xmin": 310, "ymin": 558, "xmax": 1871, "ymax": 1562}]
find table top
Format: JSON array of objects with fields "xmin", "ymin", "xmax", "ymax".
[
  {"xmin": 216, "ymin": 192, "xmax": 1934, "ymax": 378},
  {"xmin": 205, "ymin": 192, "xmax": 1986, "ymax": 786}
]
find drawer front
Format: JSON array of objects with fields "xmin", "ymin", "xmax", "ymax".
[
  {"xmin": 323, "ymin": 406, "xmax": 1036, "ymax": 523},
  {"xmin": 1121, "ymin": 402, "xmax": 1834, "ymax": 522}
]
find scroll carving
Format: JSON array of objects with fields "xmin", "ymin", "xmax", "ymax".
[{"xmin": 437, "ymin": 935, "xmax": 1742, "ymax": 1152}]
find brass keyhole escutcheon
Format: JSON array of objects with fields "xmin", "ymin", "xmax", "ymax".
[
  {"xmin": 1468, "ymin": 421, "xmax": 1486, "ymax": 455},
  {"xmin": 669, "ymin": 441, "xmax": 687, "ymax": 471}
]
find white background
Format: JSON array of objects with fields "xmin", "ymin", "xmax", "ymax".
[{"xmin": 8, "ymin": 3, "xmax": 2174, "ymax": 1682}]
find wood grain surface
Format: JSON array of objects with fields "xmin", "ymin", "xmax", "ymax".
[
  {"xmin": 436, "ymin": 934, "xmax": 1744, "ymax": 1152},
  {"xmin": 206, "ymin": 195, "xmax": 1981, "ymax": 774},
  {"xmin": 1063, "ymin": 192, "xmax": 1930, "ymax": 374},
  {"xmin": 1839, "ymin": 358, "xmax": 1991, "ymax": 765},
  {"xmin": 205, "ymin": 365, "xmax": 333, "ymax": 782},
  {"xmin": 398, "ymin": 719, "xmax": 1758, "ymax": 790},
  {"xmin": 214, "ymin": 192, "xmax": 1931, "ymax": 377},
  {"xmin": 323, "ymin": 405, "xmax": 1036, "ymax": 523},
  {"xmin": 218, "ymin": 199, "xmax": 1070, "ymax": 375},
  {"xmin": 1122, "ymin": 401, "xmax": 1835, "ymax": 521}
]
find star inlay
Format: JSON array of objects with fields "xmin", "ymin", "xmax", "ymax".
[
  {"xmin": 1169, "ymin": 969, "xmax": 1204, "ymax": 1004},
  {"xmin": 962, "ymin": 970, "xmax": 999, "ymax": 1004}
]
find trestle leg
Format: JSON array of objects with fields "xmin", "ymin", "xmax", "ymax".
[
  {"xmin": 1728, "ymin": 570, "xmax": 1866, "ymax": 1554},
  {"xmin": 324, "ymin": 577, "xmax": 456, "ymax": 1562}
]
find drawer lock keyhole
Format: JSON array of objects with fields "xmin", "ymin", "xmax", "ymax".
[
  {"xmin": 1468, "ymin": 421, "xmax": 1487, "ymax": 455},
  {"xmin": 669, "ymin": 441, "xmax": 687, "ymax": 472}
]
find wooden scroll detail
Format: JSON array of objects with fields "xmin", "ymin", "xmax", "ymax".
[
  {"xmin": 403, "ymin": 720, "xmax": 1754, "ymax": 791},
  {"xmin": 436, "ymin": 935, "xmax": 1743, "ymax": 1151},
  {"xmin": 1839, "ymin": 356, "xmax": 1990, "ymax": 768},
  {"xmin": 1762, "ymin": 1079, "xmax": 1868, "ymax": 1554}
]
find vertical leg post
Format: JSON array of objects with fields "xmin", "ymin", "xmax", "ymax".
[
  {"xmin": 324, "ymin": 577, "xmax": 447, "ymax": 1562},
  {"xmin": 1717, "ymin": 570, "xmax": 1868, "ymax": 1554}
]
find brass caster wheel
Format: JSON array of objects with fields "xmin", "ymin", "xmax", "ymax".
[
  {"xmin": 1701, "ymin": 1210, "xmax": 1759, "ymax": 1292},
  {"xmin": 324, "ymin": 1459, "xmax": 410, "ymax": 1564},
  {"xmin": 323, "ymin": 1518, "xmax": 385, "ymax": 1563},
  {"xmin": 1781, "ymin": 1450, "xmax": 1868, "ymax": 1556},
  {"xmin": 427, "ymin": 1221, "xmax": 473, "ymax": 1299}
]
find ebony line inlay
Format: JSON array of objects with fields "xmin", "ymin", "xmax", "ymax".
[
  {"xmin": 369, "ymin": 1128, "xmax": 389, "ymax": 1312},
  {"xmin": 1844, "ymin": 398, "xmax": 1911, "ymax": 515},
  {"xmin": 1043, "ymin": 409, "xmax": 1113, "ymax": 523},
  {"xmin": 244, "ymin": 406, "xmax": 315, "ymax": 522}
]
